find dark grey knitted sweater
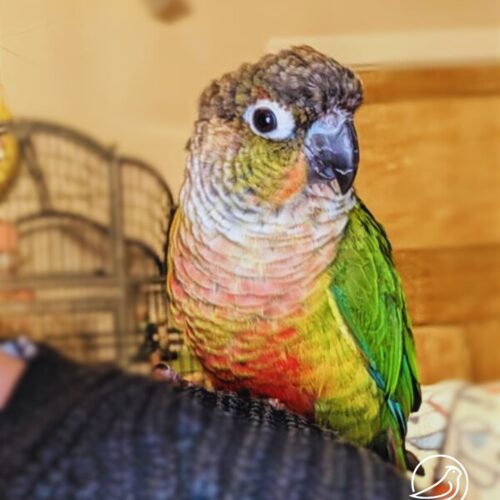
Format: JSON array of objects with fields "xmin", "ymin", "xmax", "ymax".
[{"xmin": 0, "ymin": 346, "xmax": 410, "ymax": 499}]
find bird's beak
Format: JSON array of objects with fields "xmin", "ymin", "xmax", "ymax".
[{"xmin": 305, "ymin": 114, "xmax": 359, "ymax": 194}]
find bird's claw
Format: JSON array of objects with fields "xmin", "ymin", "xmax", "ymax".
[
  {"xmin": 152, "ymin": 362, "xmax": 184, "ymax": 384},
  {"xmin": 267, "ymin": 398, "xmax": 287, "ymax": 410}
]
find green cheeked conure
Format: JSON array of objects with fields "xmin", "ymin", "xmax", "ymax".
[{"xmin": 165, "ymin": 46, "xmax": 421, "ymax": 471}]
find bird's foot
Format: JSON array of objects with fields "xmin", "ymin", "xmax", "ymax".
[
  {"xmin": 152, "ymin": 362, "xmax": 184, "ymax": 384},
  {"xmin": 267, "ymin": 398, "xmax": 287, "ymax": 411}
]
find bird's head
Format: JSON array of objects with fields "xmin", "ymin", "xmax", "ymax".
[{"xmin": 187, "ymin": 46, "xmax": 363, "ymax": 210}]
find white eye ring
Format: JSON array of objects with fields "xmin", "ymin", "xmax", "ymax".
[{"xmin": 243, "ymin": 99, "xmax": 295, "ymax": 141}]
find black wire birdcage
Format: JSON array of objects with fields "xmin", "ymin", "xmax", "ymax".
[{"xmin": 0, "ymin": 118, "xmax": 176, "ymax": 370}]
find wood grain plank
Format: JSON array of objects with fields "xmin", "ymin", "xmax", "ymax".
[
  {"xmin": 413, "ymin": 326, "xmax": 472, "ymax": 384},
  {"xmin": 414, "ymin": 322, "xmax": 500, "ymax": 383},
  {"xmin": 358, "ymin": 64, "xmax": 500, "ymax": 104},
  {"xmin": 464, "ymin": 319, "xmax": 500, "ymax": 382},
  {"xmin": 356, "ymin": 95, "xmax": 500, "ymax": 249},
  {"xmin": 395, "ymin": 245, "xmax": 500, "ymax": 326}
]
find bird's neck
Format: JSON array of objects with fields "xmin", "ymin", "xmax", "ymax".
[{"xmin": 174, "ymin": 172, "xmax": 356, "ymax": 317}]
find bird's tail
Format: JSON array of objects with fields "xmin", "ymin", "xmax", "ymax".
[{"xmin": 371, "ymin": 411, "xmax": 423, "ymax": 475}]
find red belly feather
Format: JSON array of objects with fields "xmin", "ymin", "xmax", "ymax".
[{"xmin": 203, "ymin": 327, "xmax": 316, "ymax": 418}]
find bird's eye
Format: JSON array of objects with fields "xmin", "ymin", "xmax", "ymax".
[
  {"xmin": 243, "ymin": 99, "xmax": 295, "ymax": 141},
  {"xmin": 252, "ymin": 108, "xmax": 277, "ymax": 133}
]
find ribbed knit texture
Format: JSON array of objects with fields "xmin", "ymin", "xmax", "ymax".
[{"xmin": 0, "ymin": 345, "xmax": 410, "ymax": 499}]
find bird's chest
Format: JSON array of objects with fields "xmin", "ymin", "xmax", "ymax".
[
  {"xmin": 167, "ymin": 207, "xmax": 347, "ymax": 414},
  {"xmin": 169, "ymin": 213, "xmax": 340, "ymax": 319}
]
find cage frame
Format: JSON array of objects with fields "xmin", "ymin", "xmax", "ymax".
[{"xmin": 0, "ymin": 118, "xmax": 174, "ymax": 365}]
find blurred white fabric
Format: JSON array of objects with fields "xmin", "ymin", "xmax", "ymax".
[{"xmin": 407, "ymin": 381, "xmax": 500, "ymax": 500}]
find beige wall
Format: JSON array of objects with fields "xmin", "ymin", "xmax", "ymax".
[{"xmin": 1, "ymin": 0, "xmax": 499, "ymax": 196}]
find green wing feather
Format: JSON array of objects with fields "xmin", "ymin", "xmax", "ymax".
[{"xmin": 330, "ymin": 200, "xmax": 421, "ymax": 463}]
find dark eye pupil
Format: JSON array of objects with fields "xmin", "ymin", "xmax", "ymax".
[{"xmin": 253, "ymin": 108, "xmax": 277, "ymax": 133}]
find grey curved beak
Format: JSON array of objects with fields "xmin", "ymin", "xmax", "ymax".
[{"xmin": 305, "ymin": 114, "xmax": 359, "ymax": 194}]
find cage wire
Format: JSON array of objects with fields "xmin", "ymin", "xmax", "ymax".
[{"xmin": 0, "ymin": 119, "xmax": 197, "ymax": 374}]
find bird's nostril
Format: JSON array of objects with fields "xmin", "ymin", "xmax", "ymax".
[
  {"xmin": 312, "ymin": 135, "xmax": 326, "ymax": 148},
  {"xmin": 317, "ymin": 165, "xmax": 335, "ymax": 180}
]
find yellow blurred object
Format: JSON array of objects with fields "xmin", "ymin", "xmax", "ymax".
[{"xmin": 0, "ymin": 99, "xmax": 19, "ymax": 198}]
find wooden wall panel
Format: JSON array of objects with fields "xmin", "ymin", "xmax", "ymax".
[
  {"xmin": 414, "ymin": 320, "xmax": 499, "ymax": 384},
  {"xmin": 354, "ymin": 65, "xmax": 500, "ymax": 382},
  {"xmin": 359, "ymin": 65, "xmax": 500, "ymax": 104},
  {"xmin": 465, "ymin": 320, "xmax": 500, "ymax": 382},
  {"xmin": 397, "ymin": 246, "xmax": 500, "ymax": 383},
  {"xmin": 395, "ymin": 246, "xmax": 500, "ymax": 326},
  {"xmin": 413, "ymin": 326, "xmax": 472, "ymax": 384},
  {"xmin": 356, "ymin": 96, "xmax": 500, "ymax": 250}
]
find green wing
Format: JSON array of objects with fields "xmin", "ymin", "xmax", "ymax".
[{"xmin": 330, "ymin": 201, "xmax": 421, "ymax": 440}]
